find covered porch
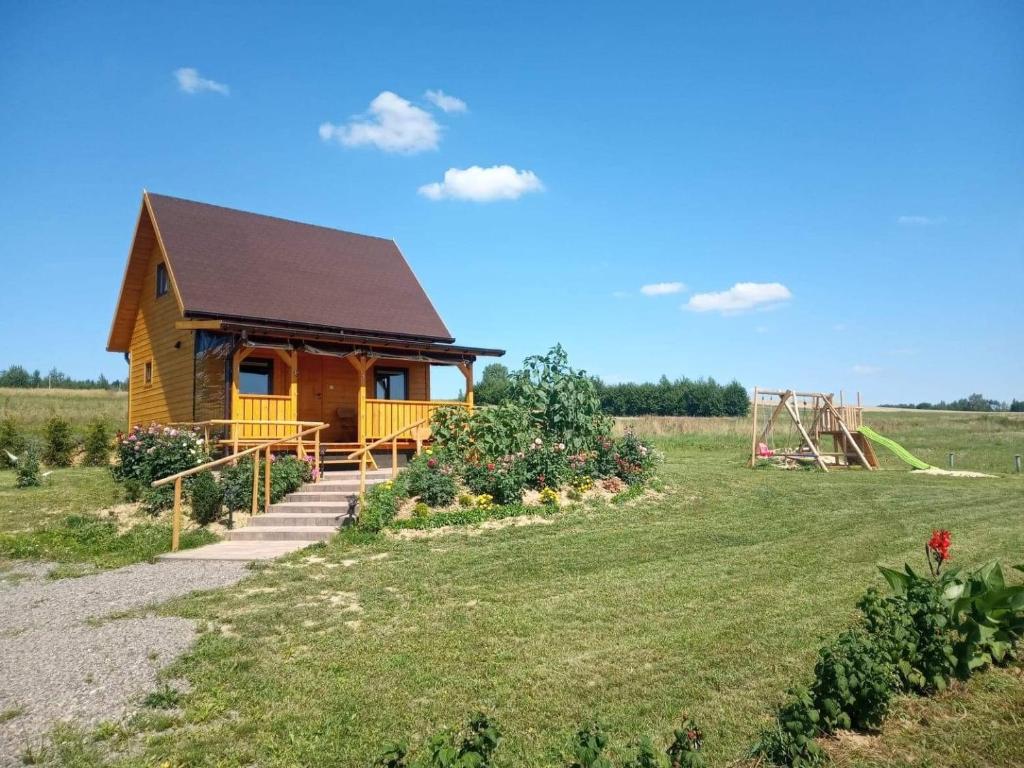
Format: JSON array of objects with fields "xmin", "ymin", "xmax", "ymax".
[{"xmin": 187, "ymin": 320, "xmax": 499, "ymax": 458}]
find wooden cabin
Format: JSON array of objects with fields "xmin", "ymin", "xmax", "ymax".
[{"xmin": 107, "ymin": 192, "xmax": 503, "ymax": 461}]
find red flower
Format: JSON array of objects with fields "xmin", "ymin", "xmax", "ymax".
[
  {"xmin": 928, "ymin": 529, "xmax": 951, "ymax": 562},
  {"xmin": 427, "ymin": 458, "xmax": 437, "ymax": 469},
  {"xmin": 487, "ymin": 462, "xmax": 495, "ymax": 471}
]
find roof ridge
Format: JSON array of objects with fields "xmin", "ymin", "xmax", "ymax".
[{"xmin": 145, "ymin": 191, "xmax": 394, "ymax": 243}]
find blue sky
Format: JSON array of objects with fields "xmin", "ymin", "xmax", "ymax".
[{"xmin": 1, "ymin": 1, "xmax": 1021, "ymax": 402}]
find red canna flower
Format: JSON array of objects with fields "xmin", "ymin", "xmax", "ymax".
[
  {"xmin": 926, "ymin": 529, "xmax": 952, "ymax": 575},
  {"xmin": 487, "ymin": 462, "xmax": 495, "ymax": 471}
]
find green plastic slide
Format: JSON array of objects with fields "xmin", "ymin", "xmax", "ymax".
[{"xmin": 857, "ymin": 426, "xmax": 932, "ymax": 470}]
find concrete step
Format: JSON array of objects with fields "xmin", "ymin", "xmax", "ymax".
[
  {"xmin": 302, "ymin": 481, "xmax": 387, "ymax": 493},
  {"xmin": 321, "ymin": 470, "xmax": 393, "ymax": 480},
  {"xmin": 226, "ymin": 526, "xmax": 337, "ymax": 541},
  {"xmin": 249, "ymin": 512, "xmax": 345, "ymax": 527},
  {"xmin": 267, "ymin": 501, "xmax": 351, "ymax": 515},
  {"xmin": 286, "ymin": 492, "xmax": 355, "ymax": 502}
]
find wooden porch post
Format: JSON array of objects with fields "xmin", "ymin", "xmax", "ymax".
[
  {"xmin": 346, "ymin": 354, "xmax": 371, "ymax": 448},
  {"xmin": 231, "ymin": 346, "xmax": 254, "ymax": 456},
  {"xmin": 457, "ymin": 361, "xmax": 474, "ymax": 410}
]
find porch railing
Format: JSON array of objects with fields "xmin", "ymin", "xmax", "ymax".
[
  {"xmin": 152, "ymin": 421, "xmax": 329, "ymax": 552},
  {"xmin": 362, "ymin": 399, "xmax": 468, "ymax": 441},
  {"xmin": 236, "ymin": 395, "xmax": 296, "ymax": 440}
]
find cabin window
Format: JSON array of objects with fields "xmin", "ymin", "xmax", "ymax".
[
  {"xmin": 374, "ymin": 367, "xmax": 408, "ymax": 400},
  {"xmin": 143, "ymin": 360, "xmax": 153, "ymax": 386},
  {"xmin": 155, "ymin": 263, "xmax": 169, "ymax": 298},
  {"xmin": 239, "ymin": 358, "xmax": 274, "ymax": 396}
]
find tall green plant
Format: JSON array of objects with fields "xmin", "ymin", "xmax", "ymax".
[
  {"xmin": 0, "ymin": 417, "xmax": 26, "ymax": 469},
  {"xmin": 509, "ymin": 344, "xmax": 610, "ymax": 453},
  {"xmin": 42, "ymin": 416, "xmax": 76, "ymax": 467}
]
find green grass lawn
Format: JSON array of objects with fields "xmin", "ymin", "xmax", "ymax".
[
  {"xmin": 0, "ymin": 467, "xmax": 216, "ymax": 574},
  {"xmin": 49, "ymin": 412, "xmax": 1021, "ymax": 767}
]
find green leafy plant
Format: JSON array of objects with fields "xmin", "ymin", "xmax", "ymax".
[
  {"xmin": 360, "ymin": 480, "xmax": 401, "ymax": 533},
  {"xmin": 375, "ymin": 713, "xmax": 501, "ymax": 767},
  {"xmin": 42, "ymin": 416, "xmax": 76, "ymax": 467},
  {"xmin": 665, "ymin": 718, "xmax": 706, "ymax": 768},
  {"xmin": 463, "ymin": 454, "xmax": 529, "ymax": 505},
  {"xmin": 567, "ymin": 723, "xmax": 613, "ymax": 768},
  {"xmin": 753, "ymin": 687, "xmax": 826, "ymax": 767},
  {"xmin": 810, "ymin": 629, "xmax": 896, "ymax": 732},
  {"xmin": 82, "ymin": 419, "xmax": 112, "ymax": 467},
  {"xmin": 613, "ymin": 430, "xmax": 660, "ymax": 486},
  {"xmin": 220, "ymin": 454, "xmax": 311, "ymax": 513},
  {"xmin": 15, "ymin": 445, "xmax": 42, "ymax": 488},
  {"xmin": 143, "ymin": 683, "xmax": 181, "ymax": 709},
  {"xmin": 0, "ymin": 416, "xmax": 26, "ymax": 469},
  {"xmin": 510, "ymin": 344, "xmax": 611, "ymax": 454},
  {"xmin": 405, "ymin": 454, "xmax": 458, "ymax": 507},
  {"xmin": 188, "ymin": 471, "xmax": 223, "ymax": 526}
]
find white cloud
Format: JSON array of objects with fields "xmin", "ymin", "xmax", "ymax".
[
  {"xmin": 319, "ymin": 91, "xmax": 440, "ymax": 154},
  {"xmin": 418, "ymin": 165, "xmax": 543, "ymax": 202},
  {"xmin": 897, "ymin": 215, "xmax": 939, "ymax": 226},
  {"xmin": 424, "ymin": 89, "xmax": 467, "ymax": 113},
  {"xmin": 174, "ymin": 67, "xmax": 229, "ymax": 95},
  {"xmin": 640, "ymin": 282, "xmax": 686, "ymax": 296},
  {"xmin": 852, "ymin": 364, "xmax": 881, "ymax": 375},
  {"xmin": 686, "ymin": 282, "xmax": 792, "ymax": 314}
]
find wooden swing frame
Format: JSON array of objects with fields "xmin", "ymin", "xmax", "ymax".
[{"xmin": 749, "ymin": 387, "xmax": 875, "ymax": 472}]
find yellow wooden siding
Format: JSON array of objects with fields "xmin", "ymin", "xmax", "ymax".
[
  {"xmin": 361, "ymin": 399, "xmax": 466, "ymax": 440},
  {"xmin": 127, "ymin": 243, "xmax": 193, "ymax": 426}
]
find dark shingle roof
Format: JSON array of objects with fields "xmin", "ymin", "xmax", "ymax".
[{"xmin": 147, "ymin": 193, "xmax": 453, "ymax": 342}]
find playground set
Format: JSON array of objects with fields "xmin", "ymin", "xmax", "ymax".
[{"xmin": 749, "ymin": 387, "xmax": 932, "ymax": 472}]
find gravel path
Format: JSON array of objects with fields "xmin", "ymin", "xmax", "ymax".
[{"xmin": 0, "ymin": 560, "xmax": 250, "ymax": 764}]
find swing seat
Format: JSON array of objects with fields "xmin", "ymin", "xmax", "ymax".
[{"xmin": 757, "ymin": 442, "xmax": 775, "ymax": 458}]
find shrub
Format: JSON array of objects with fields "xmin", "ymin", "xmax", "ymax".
[
  {"xmin": 412, "ymin": 502, "xmax": 430, "ymax": 519},
  {"xmin": 42, "ymin": 416, "xmax": 76, "ymax": 467},
  {"xmin": 220, "ymin": 454, "xmax": 311, "ymax": 513},
  {"xmin": 16, "ymin": 446, "xmax": 42, "ymax": 488},
  {"xmin": 375, "ymin": 713, "xmax": 501, "ymax": 768},
  {"xmin": 189, "ymin": 471, "xmax": 223, "ymax": 526},
  {"xmin": 753, "ymin": 687, "xmax": 826, "ymax": 767},
  {"xmin": 458, "ymin": 493, "xmax": 474, "ymax": 508},
  {"xmin": 466, "ymin": 403, "xmax": 533, "ymax": 460},
  {"xmin": 810, "ymin": 629, "xmax": 895, "ymax": 732},
  {"xmin": 404, "ymin": 454, "xmax": 458, "ymax": 507},
  {"xmin": 464, "ymin": 454, "xmax": 529, "ymax": 505},
  {"xmin": 82, "ymin": 420, "xmax": 111, "ymax": 467},
  {"xmin": 567, "ymin": 723, "xmax": 612, "ymax": 768},
  {"xmin": 613, "ymin": 431, "xmax": 659, "ymax": 486},
  {"xmin": 359, "ymin": 481, "xmax": 401, "ymax": 533},
  {"xmin": 665, "ymin": 718, "xmax": 707, "ymax": 768},
  {"xmin": 523, "ymin": 437, "xmax": 571, "ymax": 489},
  {"xmin": 112, "ymin": 424, "xmax": 208, "ymax": 512},
  {"xmin": 0, "ymin": 417, "xmax": 26, "ymax": 469}
]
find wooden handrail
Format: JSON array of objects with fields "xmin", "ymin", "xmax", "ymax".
[
  {"xmin": 346, "ymin": 417, "xmax": 429, "ymax": 460},
  {"xmin": 153, "ymin": 422, "xmax": 328, "ymax": 552},
  {"xmin": 346, "ymin": 417, "xmax": 429, "ymax": 497}
]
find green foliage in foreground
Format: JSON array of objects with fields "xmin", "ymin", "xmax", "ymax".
[
  {"xmin": 755, "ymin": 558, "xmax": 1024, "ymax": 766},
  {"xmin": 0, "ymin": 515, "xmax": 216, "ymax": 570}
]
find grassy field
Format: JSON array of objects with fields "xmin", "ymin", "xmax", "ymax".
[
  {"xmin": 0, "ymin": 387, "xmax": 127, "ymax": 438},
  {"xmin": 31, "ymin": 410, "xmax": 1021, "ymax": 767}
]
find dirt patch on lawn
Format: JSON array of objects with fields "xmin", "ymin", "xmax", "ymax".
[
  {"xmin": 912, "ymin": 467, "xmax": 996, "ymax": 478},
  {"xmin": 387, "ymin": 515, "xmax": 554, "ymax": 540}
]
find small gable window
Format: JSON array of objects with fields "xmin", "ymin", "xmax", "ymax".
[
  {"xmin": 156, "ymin": 263, "xmax": 169, "ymax": 298},
  {"xmin": 144, "ymin": 361, "xmax": 153, "ymax": 385},
  {"xmin": 239, "ymin": 358, "xmax": 274, "ymax": 396}
]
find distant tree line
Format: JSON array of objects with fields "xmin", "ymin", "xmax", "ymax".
[
  {"xmin": 0, "ymin": 364, "xmax": 125, "ymax": 390},
  {"xmin": 879, "ymin": 393, "xmax": 1023, "ymax": 413},
  {"xmin": 473, "ymin": 363, "xmax": 749, "ymax": 417}
]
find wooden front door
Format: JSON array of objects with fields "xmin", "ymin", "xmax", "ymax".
[{"xmin": 297, "ymin": 354, "xmax": 357, "ymax": 443}]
